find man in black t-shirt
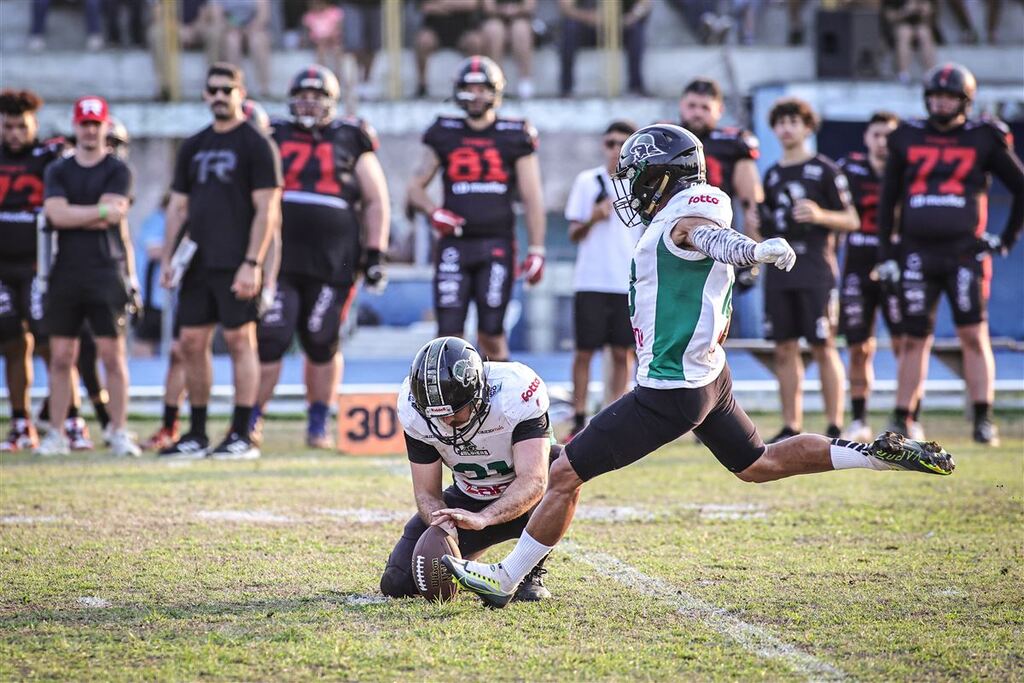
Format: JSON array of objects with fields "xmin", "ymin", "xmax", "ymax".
[
  {"xmin": 760, "ymin": 98, "xmax": 860, "ymax": 443},
  {"xmin": 159, "ymin": 63, "xmax": 283, "ymax": 460},
  {"xmin": 38, "ymin": 96, "xmax": 140, "ymax": 457},
  {"xmin": 407, "ymin": 56, "xmax": 545, "ymax": 362}
]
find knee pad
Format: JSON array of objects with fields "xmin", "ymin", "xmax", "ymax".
[
  {"xmin": 380, "ymin": 565, "xmax": 418, "ymax": 599},
  {"xmin": 256, "ymin": 319, "xmax": 293, "ymax": 363},
  {"xmin": 298, "ymin": 327, "xmax": 340, "ymax": 365}
]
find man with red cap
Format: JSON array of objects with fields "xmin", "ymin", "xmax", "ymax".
[{"xmin": 36, "ymin": 96, "xmax": 141, "ymax": 457}]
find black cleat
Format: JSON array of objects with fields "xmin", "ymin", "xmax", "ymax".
[
  {"xmin": 867, "ymin": 431, "xmax": 955, "ymax": 475},
  {"xmin": 158, "ymin": 433, "xmax": 209, "ymax": 459},
  {"xmin": 513, "ymin": 560, "xmax": 551, "ymax": 602},
  {"xmin": 210, "ymin": 432, "xmax": 260, "ymax": 460},
  {"xmin": 973, "ymin": 418, "xmax": 1001, "ymax": 447},
  {"xmin": 768, "ymin": 426, "xmax": 800, "ymax": 444}
]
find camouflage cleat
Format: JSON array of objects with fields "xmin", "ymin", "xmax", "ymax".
[
  {"xmin": 867, "ymin": 431, "xmax": 955, "ymax": 475},
  {"xmin": 441, "ymin": 556, "xmax": 514, "ymax": 609}
]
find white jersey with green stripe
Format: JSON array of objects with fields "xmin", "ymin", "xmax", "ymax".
[{"xmin": 629, "ymin": 183, "xmax": 735, "ymax": 389}]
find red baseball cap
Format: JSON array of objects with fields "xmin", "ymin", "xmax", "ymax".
[{"xmin": 73, "ymin": 96, "xmax": 109, "ymax": 124}]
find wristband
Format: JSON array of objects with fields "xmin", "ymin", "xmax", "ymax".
[
  {"xmin": 528, "ymin": 246, "xmax": 546, "ymax": 256},
  {"xmin": 98, "ymin": 204, "xmax": 108, "ymax": 220}
]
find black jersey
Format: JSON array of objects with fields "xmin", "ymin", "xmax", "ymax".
[
  {"xmin": 423, "ymin": 115, "xmax": 537, "ymax": 239},
  {"xmin": 880, "ymin": 117, "xmax": 1024, "ymax": 253},
  {"xmin": 699, "ymin": 126, "xmax": 759, "ymax": 198},
  {"xmin": 43, "ymin": 153, "xmax": 133, "ymax": 272},
  {"xmin": 838, "ymin": 151, "xmax": 882, "ymax": 271},
  {"xmin": 172, "ymin": 121, "xmax": 282, "ymax": 271},
  {"xmin": 273, "ymin": 117, "xmax": 378, "ymax": 284},
  {"xmin": 762, "ymin": 153, "xmax": 853, "ymax": 291},
  {"xmin": 0, "ymin": 138, "xmax": 64, "ymax": 275}
]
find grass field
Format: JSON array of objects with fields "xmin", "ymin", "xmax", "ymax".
[{"xmin": 1, "ymin": 413, "xmax": 1022, "ymax": 682}]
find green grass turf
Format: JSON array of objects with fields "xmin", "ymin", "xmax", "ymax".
[{"xmin": 1, "ymin": 413, "xmax": 1021, "ymax": 682}]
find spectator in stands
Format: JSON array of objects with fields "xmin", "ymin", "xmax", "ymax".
[
  {"xmin": 415, "ymin": 0, "xmax": 484, "ymax": 98},
  {"xmin": 303, "ymin": 0, "xmax": 344, "ymax": 81},
  {"xmin": 148, "ymin": 0, "xmax": 224, "ymax": 100},
  {"xmin": 558, "ymin": 0, "xmax": 651, "ymax": 97},
  {"xmin": 481, "ymin": 0, "xmax": 536, "ymax": 98},
  {"xmin": 105, "ymin": 0, "xmax": 146, "ymax": 47},
  {"xmin": 218, "ymin": 0, "xmax": 272, "ymax": 97},
  {"xmin": 983, "ymin": 0, "xmax": 1024, "ymax": 43},
  {"xmin": 342, "ymin": 1, "xmax": 383, "ymax": 99},
  {"xmin": 564, "ymin": 120, "xmax": 640, "ymax": 440},
  {"xmin": 30, "ymin": 0, "xmax": 104, "ymax": 51},
  {"xmin": 882, "ymin": 0, "xmax": 937, "ymax": 83}
]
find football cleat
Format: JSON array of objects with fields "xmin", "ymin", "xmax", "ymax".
[
  {"xmin": 866, "ymin": 431, "xmax": 954, "ymax": 475},
  {"xmin": 159, "ymin": 433, "xmax": 210, "ymax": 459},
  {"xmin": 109, "ymin": 429, "xmax": 141, "ymax": 457},
  {"xmin": 65, "ymin": 417, "xmax": 94, "ymax": 451},
  {"xmin": 441, "ymin": 556, "xmax": 514, "ymax": 609},
  {"xmin": 34, "ymin": 430, "xmax": 70, "ymax": 457},
  {"xmin": 210, "ymin": 432, "xmax": 260, "ymax": 461},
  {"xmin": 513, "ymin": 560, "xmax": 550, "ymax": 602},
  {"xmin": 1, "ymin": 418, "xmax": 39, "ymax": 453},
  {"xmin": 768, "ymin": 426, "xmax": 800, "ymax": 444},
  {"xmin": 842, "ymin": 419, "xmax": 873, "ymax": 443},
  {"xmin": 972, "ymin": 418, "xmax": 1000, "ymax": 447},
  {"xmin": 248, "ymin": 410, "xmax": 264, "ymax": 447},
  {"xmin": 305, "ymin": 429, "xmax": 334, "ymax": 450},
  {"xmin": 144, "ymin": 424, "xmax": 180, "ymax": 452}
]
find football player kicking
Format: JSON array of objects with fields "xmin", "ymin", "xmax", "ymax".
[
  {"xmin": 443, "ymin": 124, "xmax": 956, "ymax": 608},
  {"xmin": 380, "ymin": 336, "xmax": 554, "ymax": 602}
]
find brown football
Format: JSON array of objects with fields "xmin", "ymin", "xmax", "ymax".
[{"xmin": 412, "ymin": 525, "xmax": 461, "ymax": 603}]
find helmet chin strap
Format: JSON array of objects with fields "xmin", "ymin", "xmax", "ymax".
[{"xmin": 643, "ymin": 174, "xmax": 671, "ymax": 222}]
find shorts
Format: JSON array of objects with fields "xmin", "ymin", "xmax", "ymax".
[
  {"xmin": 0, "ymin": 272, "xmax": 46, "ymax": 343},
  {"xmin": 763, "ymin": 287, "xmax": 837, "ymax": 345},
  {"xmin": 899, "ymin": 243, "xmax": 990, "ymax": 338},
  {"xmin": 341, "ymin": 3, "xmax": 382, "ymax": 51},
  {"xmin": 44, "ymin": 268, "xmax": 130, "ymax": 338},
  {"xmin": 177, "ymin": 266, "xmax": 260, "ymax": 330},
  {"xmin": 257, "ymin": 273, "xmax": 356, "ymax": 364},
  {"xmin": 566, "ymin": 365, "xmax": 765, "ymax": 481},
  {"xmin": 380, "ymin": 484, "xmax": 532, "ymax": 598},
  {"xmin": 434, "ymin": 236, "xmax": 514, "ymax": 338},
  {"xmin": 574, "ymin": 291, "xmax": 634, "ymax": 351},
  {"xmin": 422, "ymin": 11, "xmax": 477, "ymax": 48},
  {"xmin": 839, "ymin": 265, "xmax": 902, "ymax": 344}
]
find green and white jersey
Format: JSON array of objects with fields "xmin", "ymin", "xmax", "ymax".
[{"xmin": 630, "ymin": 183, "xmax": 735, "ymax": 389}]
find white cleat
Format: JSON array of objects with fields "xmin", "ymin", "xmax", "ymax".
[
  {"xmin": 34, "ymin": 431, "xmax": 70, "ymax": 456},
  {"xmin": 109, "ymin": 429, "xmax": 142, "ymax": 457},
  {"xmin": 841, "ymin": 419, "xmax": 873, "ymax": 443}
]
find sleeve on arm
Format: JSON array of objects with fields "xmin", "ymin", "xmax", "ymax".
[
  {"xmin": 511, "ymin": 413, "xmax": 550, "ymax": 444},
  {"xmin": 877, "ymin": 149, "xmax": 905, "ymax": 261},
  {"xmin": 171, "ymin": 140, "xmax": 193, "ymax": 194},
  {"xmin": 988, "ymin": 144, "xmax": 1024, "ymax": 250},
  {"xmin": 512, "ymin": 121, "xmax": 539, "ymax": 160},
  {"xmin": 564, "ymin": 172, "xmax": 595, "ymax": 222},
  {"xmin": 821, "ymin": 161, "xmax": 853, "ymax": 211},
  {"xmin": 251, "ymin": 134, "xmax": 284, "ymax": 190},
  {"xmin": 739, "ymin": 130, "xmax": 760, "ymax": 160},
  {"xmin": 43, "ymin": 162, "xmax": 66, "ymax": 199},
  {"xmin": 358, "ymin": 119, "xmax": 380, "ymax": 154},
  {"xmin": 105, "ymin": 161, "xmax": 133, "ymax": 198},
  {"xmin": 405, "ymin": 432, "xmax": 442, "ymax": 464}
]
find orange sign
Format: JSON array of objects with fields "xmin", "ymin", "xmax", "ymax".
[{"xmin": 336, "ymin": 392, "xmax": 405, "ymax": 455}]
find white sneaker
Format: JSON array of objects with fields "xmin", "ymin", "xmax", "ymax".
[
  {"xmin": 109, "ymin": 429, "xmax": 141, "ymax": 457},
  {"xmin": 34, "ymin": 430, "xmax": 70, "ymax": 456},
  {"xmin": 909, "ymin": 421, "xmax": 926, "ymax": 441},
  {"xmin": 841, "ymin": 419, "xmax": 873, "ymax": 443}
]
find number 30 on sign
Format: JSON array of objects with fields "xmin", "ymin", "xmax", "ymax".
[{"xmin": 336, "ymin": 393, "xmax": 405, "ymax": 455}]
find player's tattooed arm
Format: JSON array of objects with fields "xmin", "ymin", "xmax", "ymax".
[
  {"xmin": 476, "ymin": 438, "xmax": 549, "ymax": 527},
  {"xmin": 410, "ymin": 459, "xmax": 448, "ymax": 527},
  {"xmin": 407, "ymin": 144, "xmax": 442, "ymax": 216},
  {"xmin": 675, "ymin": 217, "xmax": 796, "ymax": 271}
]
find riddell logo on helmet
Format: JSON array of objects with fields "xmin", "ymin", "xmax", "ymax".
[
  {"xmin": 689, "ymin": 194, "xmax": 719, "ymax": 205},
  {"xmin": 521, "ymin": 378, "xmax": 541, "ymax": 402}
]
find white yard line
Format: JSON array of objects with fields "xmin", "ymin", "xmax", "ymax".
[
  {"xmin": 563, "ymin": 542, "xmax": 846, "ymax": 682},
  {"xmin": 195, "ymin": 510, "xmax": 297, "ymax": 524}
]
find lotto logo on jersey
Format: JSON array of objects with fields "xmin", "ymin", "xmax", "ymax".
[
  {"xmin": 689, "ymin": 194, "xmax": 720, "ymax": 205},
  {"xmin": 520, "ymin": 377, "xmax": 541, "ymax": 402}
]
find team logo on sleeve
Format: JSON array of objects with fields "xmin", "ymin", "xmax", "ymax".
[{"xmin": 629, "ymin": 134, "xmax": 666, "ymax": 163}]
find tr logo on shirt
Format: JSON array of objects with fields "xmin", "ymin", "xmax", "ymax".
[{"xmin": 194, "ymin": 149, "xmax": 237, "ymax": 183}]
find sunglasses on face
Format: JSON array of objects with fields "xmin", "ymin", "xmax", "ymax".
[
  {"xmin": 206, "ymin": 85, "xmax": 236, "ymax": 96},
  {"xmin": 604, "ymin": 138, "xmax": 627, "ymax": 149}
]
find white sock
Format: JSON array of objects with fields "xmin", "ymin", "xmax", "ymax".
[
  {"xmin": 830, "ymin": 439, "xmax": 889, "ymax": 471},
  {"xmin": 498, "ymin": 531, "xmax": 554, "ymax": 592}
]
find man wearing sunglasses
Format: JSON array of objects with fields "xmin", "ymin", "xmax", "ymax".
[
  {"xmin": 159, "ymin": 62, "xmax": 283, "ymax": 460},
  {"xmin": 563, "ymin": 120, "xmax": 640, "ymax": 440}
]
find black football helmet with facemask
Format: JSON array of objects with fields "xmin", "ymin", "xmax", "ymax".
[
  {"xmin": 409, "ymin": 337, "xmax": 491, "ymax": 446},
  {"xmin": 611, "ymin": 124, "xmax": 706, "ymax": 227},
  {"xmin": 924, "ymin": 63, "xmax": 976, "ymax": 125},
  {"xmin": 288, "ymin": 65, "xmax": 341, "ymax": 130},
  {"xmin": 453, "ymin": 56, "xmax": 505, "ymax": 119}
]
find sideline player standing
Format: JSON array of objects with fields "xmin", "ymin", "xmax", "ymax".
[
  {"xmin": 252, "ymin": 65, "xmax": 390, "ymax": 449},
  {"xmin": 443, "ymin": 124, "xmax": 954, "ymax": 608},
  {"xmin": 407, "ymin": 56, "xmax": 546, "ymax": 362},
  {"xmin": 836, "ymin": 111, "xmax": 917, "ymax": 441},
  {"xmin": 876, "ymin": 63, "xmax": 1024, "ymax": 445},
  {"xmin": 761, "ymin": 98, "xmax": 859, "ymax": 441},
  {"xmin": 0, "ymin": 89, "xmax": 63, "ymax": 452},
  {"xmin": 159, "ymin": 63, "xmax": 283, "ymax": 460},
  {"xmin": 380, "ymin": 336, "xmax": 554, "ymax": 602},
  {"xmin": 38, "ymin": 96, "xmax": 140, "ymax": 457},
  {"xmin": 564, "ymin": 120, "xmax": 639, "ymax": 439}
]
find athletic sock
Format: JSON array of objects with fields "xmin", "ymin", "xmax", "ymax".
[
  {"xmin": 892, "ymin": 407, "xmax": 910, "ymax": 427},
  {"xmin": 973, "ymin": 402, "xmax": 991, "ymax": 424},
  {"xmin": 162, "ymin": 404, "xmax": 179, "ymax": 430},
  {"xmin": 829, "ymin": 438, "xmax": 889, "ymax": 471},
  {"xmin": 12, "ymin": 408, "xmax": 27, "ymax": 420},
  {"xmin": 231, "ymin": 405, "xmax": 253, "ymax": 439},
  {"xmin": 573, "ymin": 412, "xmax": 586, "ymax": 430},
  {"xmin": 92, "ymin": 398, "xmax": 111, "ymax": 430},
  {"xmin": 190, "ymin": 405, "xmax": 208, "ymax": 437},
  {"xmin": 851, "ymin": 398, "xmax": 866, "ymax": 422},
  {"xmin": 498, "ymin": 531, "xmax": 555, "ymax": 592},
  {"xmin": 912, "ymin": 399, "xmax": 922, "ymax": 422},
  {"xmin": 308, "ymin": 401, "xmax": 329, "ymax": 435},
  {"xmin": 38, "ymin": 398, "xmax": 50, "ymax": 423},
  {"xmin": 67, "ymin": 404, "xmax": 80, "ymax": 419}
]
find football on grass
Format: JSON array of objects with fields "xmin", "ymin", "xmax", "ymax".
[{"xmin": 412, "ymin": 525, "xmax": 461, "ymax": 602}]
